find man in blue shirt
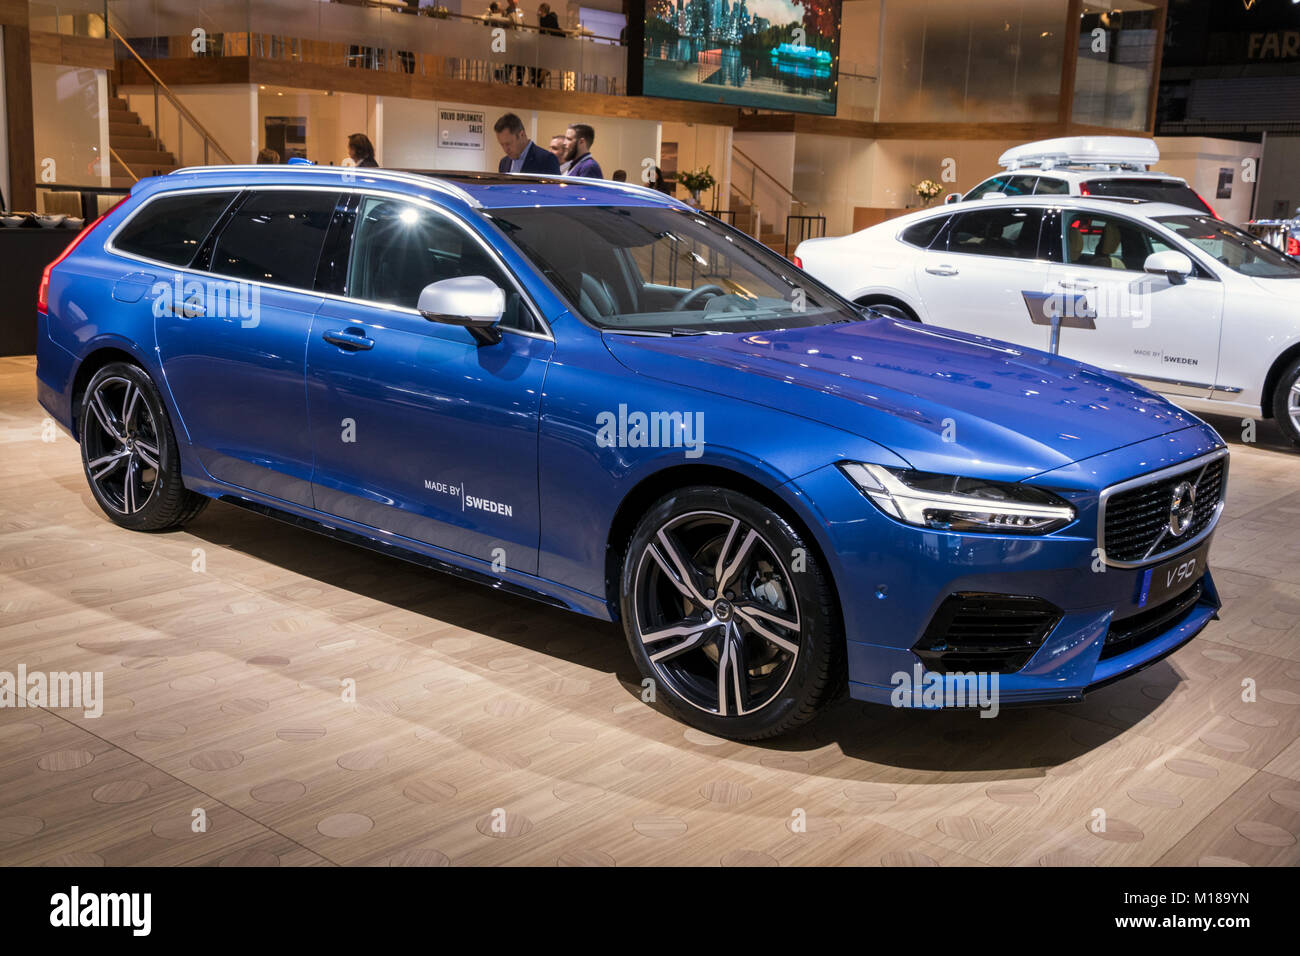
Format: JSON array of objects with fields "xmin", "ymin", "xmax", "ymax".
[
  {"xmin": 495, "ymin": 113, "xmax": 561, "ymax": 175},
  {"xmin": 563, "ymin": 124, "xmax": 603, "ymax": 179}
]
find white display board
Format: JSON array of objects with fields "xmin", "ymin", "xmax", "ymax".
[{"xmin": 438, "ymin": 109, "xmax": 486, "ymax": 151}]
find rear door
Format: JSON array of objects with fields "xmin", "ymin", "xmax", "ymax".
[
  {"xmin": 911, "ymin": 204, "xmax": 1053, "ymax": 344},
  {"xmin": 147, "ymin": 186, "xmax": 338, "ymax": 507}
]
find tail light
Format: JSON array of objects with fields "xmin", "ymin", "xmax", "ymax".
[
  {"xmin": 37, "ymin": 195, "xmax": 129, "ymax": 314},
  {"xmin": 1079, "ymin": 183, "xmax": 1090, "ymax": 196},
  {"xmin": 1287, "ymin": 236, "xmax": 1299, "ymax": 257},
  {"xmin": 792, "ymin": 255, "xmax": 803, "ymax": 269}
]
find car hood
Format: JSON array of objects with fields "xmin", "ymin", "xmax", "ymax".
[{"xmin": 602, "ymin": 317, "xmax": 1201, "ymax": 482}]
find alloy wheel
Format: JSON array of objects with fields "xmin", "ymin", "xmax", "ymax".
[
  {"xmin": 632, "ymin": 510, "xmax": 802, "ymax": 717},
  {"xmin": 83, "ymin": 376, "xmax": 161, "ymax": 515}
]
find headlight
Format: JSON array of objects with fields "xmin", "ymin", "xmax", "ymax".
[{"xmin": 839, "ymin": 462, "xmax": 1075, "ymax": 535}]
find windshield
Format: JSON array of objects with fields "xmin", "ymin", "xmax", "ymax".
[
  {"xmin": 1156, "ymin": 214, "xmax": 1300, "ymax": 278},
  {"xmin": 482, "ymin": 205, "xmax": 860, "ymax": 332}
]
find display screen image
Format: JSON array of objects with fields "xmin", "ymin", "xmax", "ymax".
[{"xmin": 642, "ymin": 0, "xmax": 840, "ymax": 115}]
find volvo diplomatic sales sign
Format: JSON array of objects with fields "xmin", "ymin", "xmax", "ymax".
[{"xmin": 438, "ymin": 109, "xmax": 485, "ymax": 150}]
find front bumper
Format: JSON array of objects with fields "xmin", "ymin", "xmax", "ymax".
[{"xmin": 789, "ymin": 427, "xmax": 1226, "ymax": 708}]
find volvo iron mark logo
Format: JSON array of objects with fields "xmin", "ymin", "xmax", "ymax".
[{"xmin": 1168, "ymin": 480, "xmax": 1197, "ymax": 537}]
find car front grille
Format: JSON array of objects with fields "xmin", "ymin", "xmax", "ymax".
[
  {"xmin": 1099, "ymin": 582, "xmax": 1204, "ymax": 661},
  {"xmin": 1101, "ymin": 452, "xmax": 1227, "ymax": 566},
  {"xmin": 914, "ymin": 593, "xmax": 1063, "ymax": 674}
]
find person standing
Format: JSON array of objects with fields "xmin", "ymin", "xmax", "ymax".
[
  {"xmin": 563, "ymin": 124, "xmax": 603, "ymax": 178},
  {"xmin": 549, "ymin": 134, "xmax": 570, "ymax": 172},
  {"xmin": 537, "ymin": 2, "xmax": 563, "ymax": 35},
  {"xmin": 494, "ymin": 113, "xmax": 562, "ymax": 174},
  {"xmin": 347, "ymin": 133, "xmax": 378, "ymax": 167}
]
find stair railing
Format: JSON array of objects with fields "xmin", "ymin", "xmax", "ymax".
[
  {"xmin": 107, "ymin": 19, "xmax": 237, "ymax": 167},
  {"xmin": 107, "ymin": 145, "xmax": 140, "ymax": 183},
  {"xmin": 730, "ymin": 144, "xmax": 813, "ymax": 243}
]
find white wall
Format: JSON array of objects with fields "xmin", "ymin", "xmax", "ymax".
[
  {"xmin": 1255, "ymin": 133, "xmax": 1300, "ymax": 223},
  {"xmin": 32, "ymin": 63, "xmax": 109, "ymax": 188},
  {"xmin": 1155, "ymin": 137, "xmax": 1262, "ymax": 227},
  {"xmin": 255, "ymin": 90, "xmax": 377, "ymax": 167},
  {"xmin": 732, "ymin": 132, "xmax": 796, "ymax": 232},
  {"xmin": 661, "ymin": 121, "xmax": 731, "ymax": 209},
  {"xmin": 124, "ymin": 84, "xmax": 257, "ymax": 166}
]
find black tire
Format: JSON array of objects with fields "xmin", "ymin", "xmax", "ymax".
[
  {"xmin": 619, "ymin": 486, "xmax": 843, "ymax": 740},
  {"xmin": 1270, "ymin": 357, "xmax": 1300, "ymax": 449},
  {"xmin": 79, "ymin": 362, "xmax": 209, "ymax": 531}
]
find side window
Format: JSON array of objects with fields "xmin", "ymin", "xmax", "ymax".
[
  {"xmin": 347, "ymin": 196, "xmax": 538, "ymax": 333},
  {"xmin": 963, "ymin": 175, "xmax": 1010, "ymax": 201},
  {"xmin": 209, "ymin": 190, "xmax": 338, "ymax": 289},
  {"xmin": 1033, "ymin": 177, "xmax": 1069, "ymax": 195},
  {"xmin": 964, "ymin": 174, "xmax": 1036, "ymax": 201},
  {"xmin": 901, "ymin": 216, "xmax": 948, "ymax": 248},
  {"xmin": 945, "ymin": 207, "xmax": 1045, "ymax": 260},
  {"xmin": 113, "ymin": 191, "xmax": 237, "ymax": 267},
  {"xmin": 1004, "ymin": 175, "xmax": 1039, "ymax": 196},
  {"xmin": 1062, "ymin": 212, "xmax": 1168, "ymax": 272}
]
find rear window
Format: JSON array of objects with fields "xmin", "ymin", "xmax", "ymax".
[
  {"xmin": 209, "ymin": 190, "xmax": 339, "ymax": 290},
  {"xmin": 1083, "ymin": 178, "xmax": 1213, "ymax": 214},
  {"xmin": 113, "ymin": 191, "xmax": 236, "ymax": 267},
  {"xmin": 945, "ymin": 207, "xmax": 1045, "ymax": 260}
]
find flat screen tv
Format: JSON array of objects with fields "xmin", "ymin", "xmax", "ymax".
[{"xmin": 634, "ymin": 0, "xmax": 841, "ymax": 115}]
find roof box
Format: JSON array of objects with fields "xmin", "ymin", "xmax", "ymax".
[{"xmin": 998, "ymin": 136, "xmax": 1160, "ymax": 172}]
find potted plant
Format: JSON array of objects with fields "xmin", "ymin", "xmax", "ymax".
[
  {"xmin": 913, "ymin": 178, "xmax": 943, "ymax": 208},
  {"xmin": 678, "ymin": 166, "xmax": 717, "ymax": 207}
]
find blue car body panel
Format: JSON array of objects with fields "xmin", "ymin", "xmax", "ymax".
[{"xmin": 35, "ymin": 166, "xmax": 1228, "ymax": 709}]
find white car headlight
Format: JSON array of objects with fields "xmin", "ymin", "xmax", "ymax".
[{"xmin": 839, "ymin": 462, "xmax": 1076, "ymax": 535}]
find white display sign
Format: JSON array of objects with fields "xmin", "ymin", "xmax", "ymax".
[{"xmin": 438, "ymin": 110, "xmax": 486, "ymax": 151}]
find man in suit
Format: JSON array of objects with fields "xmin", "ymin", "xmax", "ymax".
[
  {"xmin": 495, "ymin": 113, "xmax": 561, "ymax": 175},
  {"xmin": 563, "ymin": 124, "xmax": 603, "ymax": 179}
]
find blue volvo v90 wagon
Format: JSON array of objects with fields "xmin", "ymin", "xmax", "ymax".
[{"xmin": 35, "ymin": 165, "xmax": 1227, "ymax": 739}]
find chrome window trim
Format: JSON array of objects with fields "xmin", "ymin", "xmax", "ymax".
[
  {"xmin": 103, "ymin": 183, "xmax": 553, "ymax": 342},
  {"xmin": 1097, "ymin": 446, "xmax": 1229, "ymax": 569}
]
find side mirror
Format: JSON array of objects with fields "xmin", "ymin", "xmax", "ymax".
[
  {"xmin": 418, "ymin": 275, "xmax": 505, "ymax": 345},
  {"xmin": 1143, "ymin": 250, "xmax": 1193, "ymax": 285},
  {"xmin": 944, "ymin": 193, "xmax": 962, "ymax": 204}
]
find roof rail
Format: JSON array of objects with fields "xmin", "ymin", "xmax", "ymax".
[{"xmin": 168, "ymin": 164, "xmax": 482, "ymax": 208}]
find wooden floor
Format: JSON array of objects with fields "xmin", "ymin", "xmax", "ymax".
[{"xmin": 1, "ymin": 353, "xmax": 1298, "ymax": 867}]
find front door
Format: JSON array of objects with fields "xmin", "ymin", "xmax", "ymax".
[
  {"xmin": 1044, "ymin": 208, "xmax": 1224, "ymax": 398},
  {"xmin": 305, "ymin": 193, "xmax": 554, "ymax": 575}
]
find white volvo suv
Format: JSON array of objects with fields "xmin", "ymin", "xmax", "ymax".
[
  {"xmin": 946, "ymin": 136, "xmax": 1217, "ymax": 216},
  {"xmin": 794, "ymin": 195, "xmax": 1300, "ymax": 447}
]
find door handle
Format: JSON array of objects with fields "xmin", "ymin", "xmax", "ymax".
[
  {"xmin": 925, "ymin": 264, "xmax": 959, "ymax": 276},
  {"xmin": 322, "ymin": 328, "xmax": 375, "ymax": 351},
  {"xmin": 1058, "ymin": 278, "xmax": 1096, "ymax": 291}
]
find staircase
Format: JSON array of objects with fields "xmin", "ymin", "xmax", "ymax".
[
  {"xmin": 729, "ymin": 187, "xmax": 788, "ymax": 256},
  {"xmin": 108, "ymin": 95, "xmax": 179, "ymax": 186}
]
